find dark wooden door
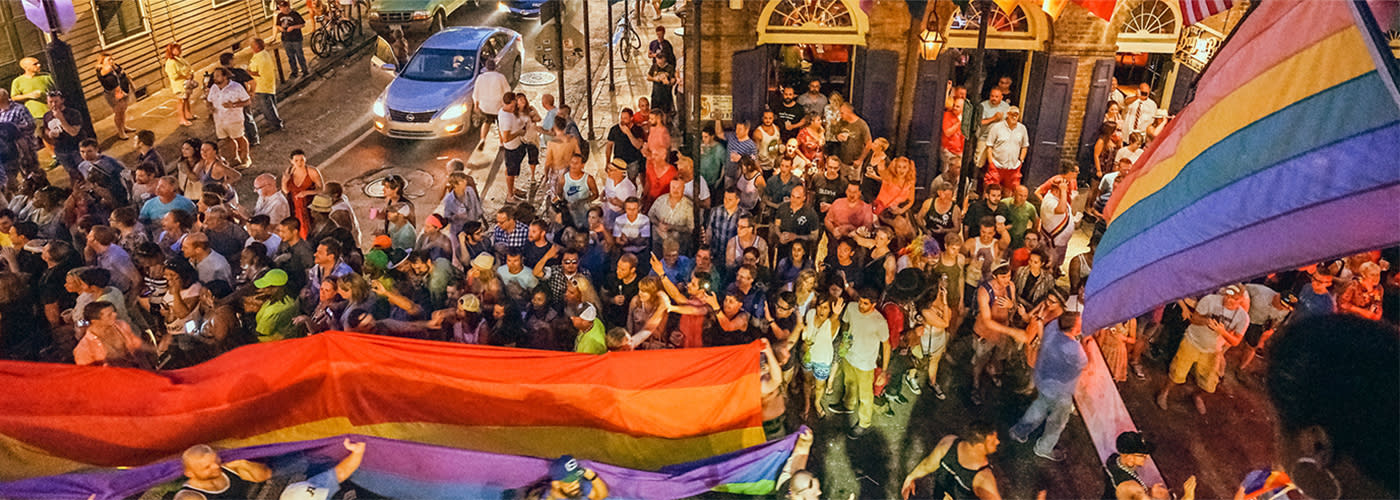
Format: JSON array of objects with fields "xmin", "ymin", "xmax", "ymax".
[
  {"xmin": 1168, "ymin": 63, "xmax": 1198, "ymax": 114},
  {"xmin": 907, "ymin": 55, "xmax": 954, "ymax": 197},
  {"xmin": 730, "ymin": 46, "xmax": 772, "ymax": 127},
  {"xmin": 851, "ymin": 47, "xmax": 899, "ymax": 141},
  {"xmin": 1076, "ymin": 58, "xmax": 1115, "ymax": 169},
  {"xmin": 1025, "ymin": 54, "xmax": 1077, "ymax": 186}
]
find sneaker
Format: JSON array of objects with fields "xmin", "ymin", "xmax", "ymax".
[
  {"xmin": 1035, "ymin": 448, "xmax": 1067, "ymax": 462},
  {"xmin": 847, "ymin": 425, "xmax": 870, "ymax": 439},
  {"xmin": 1009, "ymin": 429, "xmax": 1028, "ymax": 443},
  {"xmin": 1132, "ymin": 363, "xmax": 1147, "ymax": 380},
  {"xmin": 827, "ymin": 403, "xmax": 853, "ymax": 414},
  {"xmin": 904, "ymin": 372, "xmax": 922, "ymax": 395},
  {"xmin": 931, "ymin": 383, "xmax": 946, "ymax": 400}
]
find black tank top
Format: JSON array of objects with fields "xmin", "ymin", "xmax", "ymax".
[
  {"xmin": 1102, "ymin": 453, "xmax": 1142, "ymax": 500},
  {"xmin": 924, "ymin": 200, "xmax": 956, "ymax": 235},
  {"xmin": 180, "ymin": 467, "xmax": 258, "ymax": 500},
  {"xmin": 933, "ymin": 440, "xmax": 990, "ymax": 500}
]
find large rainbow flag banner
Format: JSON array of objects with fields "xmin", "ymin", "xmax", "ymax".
[
  {"xmin": 1084, "ymin": 0, "xmax": 1400, "ymax": 332},
  {"xmin": 0, "ymin": 432, "xmax": 805, "ymax": 499},
  {"xmin": 0, "ymin": 332, "xmax": 767, "ymax": 481}
]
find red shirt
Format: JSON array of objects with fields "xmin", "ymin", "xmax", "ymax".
[
  {"xmin": 941, "ymin": 110, "xmax": 964, "ymax": 154},
  {"xmin": 644, "ymin": 159, "xmax": 677, "ymax": 206}
]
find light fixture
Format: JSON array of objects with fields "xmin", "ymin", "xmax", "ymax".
[{"xmin": 919, "ymin": 7, "xmax": 946, "ymax": 60}]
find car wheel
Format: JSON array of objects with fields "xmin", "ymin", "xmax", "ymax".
[{"xmin": 431, "ymin": 11, "xmax": 445, "ymax": 32}]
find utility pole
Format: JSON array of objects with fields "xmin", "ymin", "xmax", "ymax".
[
  {"xmin": 606, "ymin": 0, "xmax": 615, "ymax": 92},
  {"xmin": 959, "ymin": 0, "xmax": 992, "ymax": 204},
  {"xmin": 583, "ymin": 0, "xmax": 594, "ymax": 141},
  {"xmin": 555, "ymin": 0, "xmax": 566, "ymax": 103},
  {"xmin": 40, "ymin": 0, "xmax": 95, "ymax": 140}
]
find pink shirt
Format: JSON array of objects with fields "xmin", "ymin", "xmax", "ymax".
[
  {"xmin": 647, "ymin": 126, "xmax": 671, "ymax": 160},
  {"xmin": 825, "ymin": 198, "xmax": 874, "ymax": 230}
]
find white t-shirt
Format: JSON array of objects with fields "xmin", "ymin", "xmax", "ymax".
[
  {"xmin": 985, "ymin": 120, "xmax": 1029, "ymax": 169},
  {"xmin": 497, "ymin": 110, "xmax": 524, "ymax": 149},
  {"xmin": 164, "ymin": 283, "xmax": 204, "ymax": 336},
  {"xmin": 473, "ymin": 70, "xmax": 511, "ymax": 115},
  {"xmin": 1040, "ymin": 191, "xmax": 1074, "ymax": 244},
  {"xmin": 1115, "ymin": 146, "xmax": 1143, "ymax": 166},
  {"xmin": 603, "ymin": 177, "xmax": 637, "ymax": 214},
  {"xmin": 1183, "ymin": 294, "xmax": 1249, "ymax": 353},
  {"xmin": 978, "ymin": 100, "xmax": 1011, "ymax": 140},
  {"xmin": 206, "ymin": 82, "xmax": 250, "ymax": 126},
  {"xmin": 613, "ymin": 213, "xmax": 651, "ymax": 239},
  {"xmin": 841, "ymin": 304, "xmax": 889, "ymax": 371},
  {"xmin": 804, "ymin": 309, "xmax": 837, "ymax": 366}
]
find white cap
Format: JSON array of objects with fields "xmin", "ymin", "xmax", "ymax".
[{"xmin": 279, "ymin": 470, "xmax": 339, "ymax": 500}]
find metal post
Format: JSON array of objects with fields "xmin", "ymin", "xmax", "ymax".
[
  {"xmin": 606, "ymin": 0, "xmax": 615, "ymax": 92},
  {"xmin": 958, "ymin": 0, "xmax": 992, "ymax": 204},
  {"xmin": 584, "ymin": 0, "xmax": 595, "ymax": 141},
  {"xmin": 685, "ymin": 0, "xmax": 700, "ymax": 159},
  {"xmin": 555, "ymin": 0, "xmax": 566, "ymax": 103},
  {"xmin": 41, "ymin": 0, "xmax": 95, "ymax": 140}
]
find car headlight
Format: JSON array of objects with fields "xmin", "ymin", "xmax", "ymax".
[
  {"xmin": 497, "ymin": 2, "xmax": 509, "ymax": 12},
  {"xmin": 411, "ymin": 10, "xmax": 430, "ymax": 19},
  {"xmin": 439, "ymin": 103, "xmax": 468, "ymax": 121},
  {"xmin": 372, "ymin": 99, "xmax": 386, "ymax": 118},
  {"xmin": 368, "ymin": 10, "xmax": 379, "ymax": 19}
]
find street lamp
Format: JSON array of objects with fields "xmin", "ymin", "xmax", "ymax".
[{"xmin": 919, "ymin": 9, "xmax": 946, "ymax": 60}]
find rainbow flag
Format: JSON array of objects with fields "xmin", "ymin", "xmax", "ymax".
[
  {"xmin": 0, "ymin": 333, "xmax": 766, "ymax": 481},
  {"xmin": 0, "ymin": 432, "xmax": 805, "ymax": 499},
  {"xmin": 1084, "ymin": 0, "xmax": 1400, "ymax": 332}
]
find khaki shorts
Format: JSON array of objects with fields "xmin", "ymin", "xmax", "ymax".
[
  {"xmin": 215, "ymin": 119, "xmax": 244, "ymax": 139},
  {"xmin": 1168, "ymin": 339, "xmax": 1221, "ymax": 393}
]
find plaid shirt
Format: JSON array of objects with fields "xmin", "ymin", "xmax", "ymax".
[
  {"xmin": 708, "ymin": 205, "xmax": 746, "ymax": 257},
  {"xmin": 0, "ymin": 102, "xmax": 33, "ymax": 133},
  {"xmin": 491, "ymin": 221, "xmax": 529, "ymax": 252}
]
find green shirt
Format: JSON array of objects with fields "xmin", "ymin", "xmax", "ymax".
[
  {"xmin": 1001, "ymin": 198, "xmax": 1039, "ymax": 248},
  {"xmin": 11, "ymin": 74, "xmax": 55, "ymax": 119},
  {"xmin": 574, "ymin": 319, "xmax": 607, "ymax": 354},
  {"xmin": 699, "ymin": 141, "xmax": 726, "ymax": 189},
  {"xmin": 255, "ymin": 296, "xmax": 299, "ymax": 342}
]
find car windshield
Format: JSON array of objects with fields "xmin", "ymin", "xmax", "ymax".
[{"xmin": 400, "ymin": 48, "xmax": 477, "ymax": 82}]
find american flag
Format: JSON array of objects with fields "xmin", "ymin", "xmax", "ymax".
[{"xmin": 1180, "ymin": 0, "xmax": 1235, "ymax": 26}]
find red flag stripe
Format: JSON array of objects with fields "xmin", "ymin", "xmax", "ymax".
[{"xmin": 1181, "ymin": 0, "xmax": 1234, "ymax": 26}]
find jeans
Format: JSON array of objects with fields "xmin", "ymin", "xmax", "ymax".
[
  {"xmin": 1011, "ymin": 393, "xmax": 1075, "ymax": 456},
  {"xmin": 242, "ymin": 107, "xmax": 259, "ymax": 144},
  {"xmin": 285, "ymin": 40, "xmax": 309, "ymax": 74},
  {"xmin": 54, "ymin": 150, "xmax": 82, "ymax": 181},
  {"xmin": 255, "ymin": 93, "xmax": 283, "ymax": 128},
  {"xmin": 841, "ymin": 359, "xmax": 876, "ymax": 428}
]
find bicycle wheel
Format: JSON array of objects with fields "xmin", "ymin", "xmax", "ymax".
[
  {"xmin": 333, "ymin": 19, "xmax": 356, "ymax": 44},
  {"xmin": 625, "ymin": 27, "xmax": 642, "ymax": 51},
  {"xmin": 310, "ymin": 30, "xmax": 332, "ymax": 57}
]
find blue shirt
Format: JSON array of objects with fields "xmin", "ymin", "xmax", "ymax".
[
  {"xmin": 1294, "ymin": 287, "xmax": 1336, "ymax": 320},
  {"xmin": 139, "ymin": 195, "xmax": 196, "ymax": 224},
  {"xmin": 1033, "ymin": 322, "xmax": 1087, "ymax": 401},
  {"xmin": 654, "ymin": 255, "xmax": 694, "ymax": 285}
]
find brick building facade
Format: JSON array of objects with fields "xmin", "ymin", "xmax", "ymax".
[{"xmin": 696, "ymin": 0, "xmax": 1249, "ymax": 189}]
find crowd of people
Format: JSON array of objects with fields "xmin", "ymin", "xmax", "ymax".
[{"xmin": 0, "ymin": 23, "xmax": 1396, "ymax": 499}]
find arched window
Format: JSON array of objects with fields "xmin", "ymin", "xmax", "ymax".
[
  {"xmin": 1387, "ymin": 28, "xmax": 1398, "ymax": 59},
  {"xmin": 1116, "ymin": 0, "xmax": 1182, "ymax": 53},
  {"xmin": 951, "ymin": 4, "xmax": 1030, "ymax": 33},
  {"xmin": 756, "ymin": 0, "xmax": 870, "ymax": 46}
]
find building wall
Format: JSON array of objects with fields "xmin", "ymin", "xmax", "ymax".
[{"xmin": 3, "ymin": 0, "xmax": 306, "ymax": 120}]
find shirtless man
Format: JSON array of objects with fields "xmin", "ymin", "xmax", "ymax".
[
  {"xmin": 543, "ymin": 118, "xmax": 580, "ymax": 184},
  {"xmin": 176, "ymin": 444, "xmax": 272, "ymax": 499},
  {"xmin": 971, "ymin": 263, "xmax": 1018, "ymax": 405}
]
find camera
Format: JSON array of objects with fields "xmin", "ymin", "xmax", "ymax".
[{"xmin": 202, "ymin": 71, "xmax": 214, "ymax": 89}]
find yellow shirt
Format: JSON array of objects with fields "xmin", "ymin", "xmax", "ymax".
[
  {"xmin": 248, "ymin": 51, "xmax": 277, "ymax": 95},
  {"xmin": 0, "ymin": 232, "xmax": 11, "ymax": 248}
]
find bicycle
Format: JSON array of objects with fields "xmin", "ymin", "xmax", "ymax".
[
  {"xmin": 611, "ymin": 5, "xmax": 641, "ymax": 63},
  {"xmin": 309, "ymin": 4, "xmax": 358, "ymax": 57}
]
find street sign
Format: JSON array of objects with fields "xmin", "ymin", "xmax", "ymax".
[
  {"xmin": 21, "ymin": 0, "xmax": 76, "ymax": 34},
  {"xmin": 700, "ymin": 95, "xmax": 732, "ymax": 121}
]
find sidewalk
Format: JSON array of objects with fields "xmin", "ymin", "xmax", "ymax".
[{"xmin": 82, "ymin": 31, "xmax": 376, "ymax": 172}]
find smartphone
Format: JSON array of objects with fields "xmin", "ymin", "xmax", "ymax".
[
  {"xmin": 369, "ymin": 207, "xmax": 380, "ymax": 219},
  {"xmin": 703, "ymin": 281, "xmax": 712, "ymax": 291},
  {"xmin": 184, "ymin": 320, "xmax": 197, "ymax": 334}
]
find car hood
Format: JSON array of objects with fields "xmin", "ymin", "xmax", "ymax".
[
  {"xmin": 373, "ymin": 0, "xmax": 432, "ymax": 12},
  {"xmin": 506, "ymin": 0, "xmax": 546, "ymax": 7},
  {"xmin": 383, "ymin": 77, "xmax": 473, "ymax": 113}
]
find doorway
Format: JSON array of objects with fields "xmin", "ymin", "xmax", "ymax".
[
  {"xmin": 953, "ymin": 49, "xmax": 1030, "ymax": 106},
  {"xmin": 771, "ymin": 43, "xmax": 853, "ymax": 107}
]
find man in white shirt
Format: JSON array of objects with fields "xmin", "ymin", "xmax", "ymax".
[
  {"xmin": 1123, "ymin": 82, "xmax": 1158, "ymax": 135},
  {"xmin": 982, "ymin": 107, "xmax": 1029, "ymax": 191},
  {"xmin": 472, "ymin": 58, "xmax": 512, "ymax": 151},
  {"xmin": 251, "ymin": 173, "xmax": 289, "ymax": 223},
  {"xmin": 834, "ymin": 288, "xmax": 891, "ymax": 438},
  {"xmin": 974, "ymin": 88, "xmax": 1012, "ymax": 168},
  {"xmin": 1157, "ymin": 285, "xmax": 1250, "ymax": 415},
  {"xmin": 205, "ymin": 68, "xmax": 251, "ymax": 168},
  {"xmin": 612, "ymin": 197, "xmax": 651, "ymax": 255},
  {"xmin": 495, "ymin": 94, "xmax": 528, "ymax": 199}
]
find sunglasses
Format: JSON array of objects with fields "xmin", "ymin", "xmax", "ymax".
[{"xmin": 563, "ymin": 259, "xmax": 578, "ymax": 264}]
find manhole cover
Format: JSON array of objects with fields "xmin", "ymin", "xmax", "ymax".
[
  {"xmin": 362, "ymin": 168, "xmax": 437, "ymax": 199},
  {"xmin": 520, "ymin": 71, "xmax": 557, "ymax": 86}
]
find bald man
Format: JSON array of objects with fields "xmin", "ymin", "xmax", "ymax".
[{"xmin": 176, "ymin": 444, "xmax": 271, "ymax": 499}]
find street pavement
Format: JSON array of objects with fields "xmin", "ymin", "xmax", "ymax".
[{"xmin": 88, "ymin": 1, "xmax": 1281, "ymax": 497}]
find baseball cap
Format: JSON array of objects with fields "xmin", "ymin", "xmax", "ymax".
[
  {"xmin": 457, "ymin": 293, "xmax": 480, "ymax": 312},
  {"xmin": 471, "ymin": 254, "xmax": 495, "ymax": 271},
  {"xmin": 424, "ymin": 214, "xmax": 445, "ymax": 229},
  {"xmin": 1280, "ymin": 293, "xmax": 1299, "ymax": 308},
  {"xmin": 372, "ymin": 234, "xmax": 392, "ymax": 248},
  {"xmin": 1220, "ymin": 284, "xmax": 1244, "ymax": 297},
  {"xmin": 279, "ymin": 469, "xmax": 340, "ymax": 500},
  {"xmin": 571, "ymin": 303, "xmax": 597, "ymax": 322},
  {"xmin": 549, "ymin": 455, "xmax": 585, "ymax": 483},
  {"xmin": 1116, "ymin": 431, "xmax": 1155, "ymax": 456},
  {"xmin": 253, "ymin": 269, "xmax": 288, "ymax": 289},
  {"xmin": 364, "ymin": 249, "xmax": 389, "ymax": 270}
]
